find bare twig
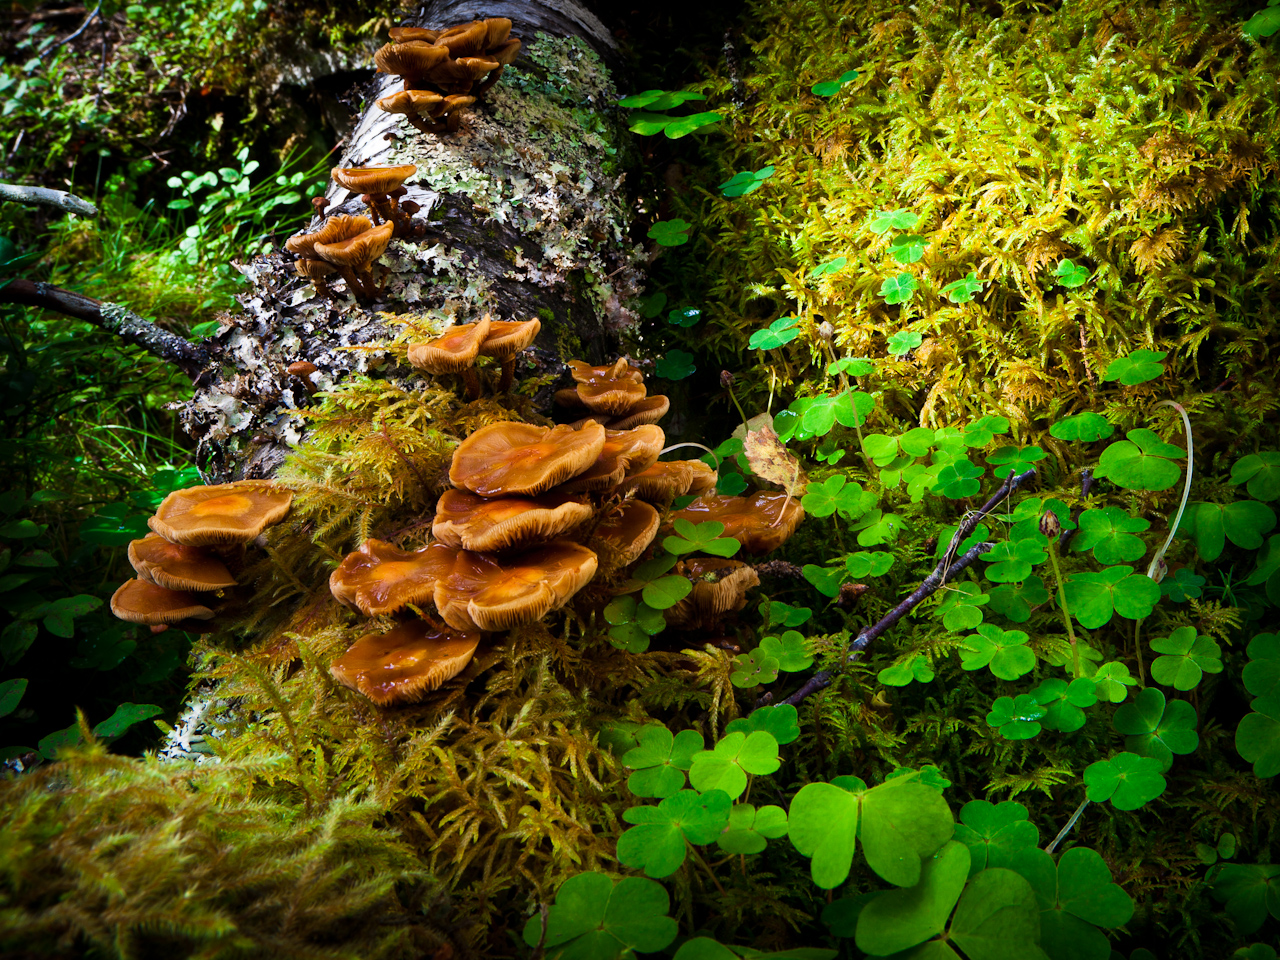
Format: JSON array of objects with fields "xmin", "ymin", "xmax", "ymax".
[
  {"xmin": 0, "ymin": 278, "xmax": 209, "ymax": 379},
  {"xmin": 776, "ymin": 468, "xmax": 1039, "ymax": 708},
  {"xmin": 0, "ymin": 182, "xmax": 97, "ymax": 217},
  {"xmin": 49, "ymin": 1, "xmax": 101, "ymax": 51}
]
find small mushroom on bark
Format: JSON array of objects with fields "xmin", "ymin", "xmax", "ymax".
[
  {"xmin": 664, "ymin": 558, "xmax": 761, "ymax": 630},
  {"xmin": 407, "ymin": 315, "xmax": 492, "ymax": 400},
  {"xmin": 127, "ymin": 533, "xmax": 236, "ymax": 592},
  {"xmin": 374, "ymin": 40, "xmax": 450, "ymax": 90},
  {"xmin": 110, "ymin": 579, "xmax": 219, "ymax": 633},
  {"xmin": 477, "ymin": 317, "xmax": 540, "ymax": 392},
  {"xmin": 330, "ymin": 164, "xmax": 418, "ymax": 234},
  {"xmin": 312, "ymin": 221, "xmax": 395, "ymax": 302}
]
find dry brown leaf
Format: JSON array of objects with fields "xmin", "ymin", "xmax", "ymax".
[{"xmin": 743, "ymin": 424, "xmax": 807, "ymax": 496}]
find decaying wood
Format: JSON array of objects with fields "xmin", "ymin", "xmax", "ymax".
[{"xmin": 0, "ymin": 182, "xmax": 98, "ymax": 217}]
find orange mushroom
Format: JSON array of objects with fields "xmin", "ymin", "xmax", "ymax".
[
  {"xmin": 127, "ymin": 533, "xmax": 236, "ymax": 592},
  {"xmin": 329, "ymin": 620, "xmax": 481, "ymax": 705},
  {"xmin": 449, "ymin": 420, "xmax": 606, "ymax": 497},
  {"xmin": 110, "ymin": 578, "xmax": 218, "ymax": 632},
  {"xmin": 617, "ymin": 459, "xmax": 717, "ymax": 501},
  {"xmin": 591, "ymin": 500, "xmax": 660, "ymax": 568},
  {"xmin": 330, "ymin": 165, "xmax": 418, "ymax": 236},
  {"xmin": 664, "ymin": 558, "xmax": 761, "ymax": 630},
  {"xmin": 568, "ymin": 358, "xmax": 647, "ymax": 415},
  {"xmin": 477, "ymin": 318, "xmax": 541, "ymax": 392},
  {"xmin": 374, "ymin": 40, "xmax": 450, "ymax": 90},
  {"xmin": 407, "ymin": 315, "xmax": 492, "ymax": 399},
  {"xmin": 329, "ymin": 539, "xmax": 459, "ymax": 617},
  {"xmin": 609, "ymin": 395, "xmax": 670, "ymax": 429},
  {"xmin": 432, "ymin": 489, "xmax": 593, "ymax": 552},
  {"xmin": 312, "ymin": 220, "xmax": 395, "ymax": 301},
  {"xmin": 560, "ymin": 425, "xmax": 665, "ymax": 493},
  {"xmin": 433, "ymin": 540, "xmax": 598, "ymax": 631},
  {"xmin": 149, "ymin": 481, "xmax": 293, "ymax": 548},
  {"xmin": 669, "ymin": 492, "xmax": 805, "ymax": 555}
]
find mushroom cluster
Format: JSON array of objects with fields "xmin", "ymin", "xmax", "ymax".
[
  {"xmin": 374, "ymin": 19, "xmax": 521, "ymax": 134},
  {"xmin": 407, "ymin": 314, "xmax": 542, "ymax": 398},
  {"xmin": 110, "ymin": 481, "xmax": 294, "ymax": 633}
]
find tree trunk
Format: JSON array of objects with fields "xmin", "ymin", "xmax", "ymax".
[{"xmin": 182, "ymin": 0, "xmax": 643, "ymax": 482}]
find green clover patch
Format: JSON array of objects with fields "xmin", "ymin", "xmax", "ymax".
[
  {"xmin": 960, "ymin": 624, "xmax": 1035, "ymax": 680},
  {"xmin": 1050, "ymin": 411, "xmax": 1115, "ymax": 442},
  {"xmin": 622, "ymin": 726, "xmax": 704, "ymax": 798},
  {"xmin": 942, "ymin": 272, "xmax": 984, "ymax": 303},
  {"xmin": 868, "ymin": 209, "xmax": 920, "ymax": 234},
  {"xmin": 1231, "ymin": 451, "xmax": 1280, "ymax": 501},
  {"xmin": 1063, "ymin": 565, "xmax": 1161, "ymax": 628},
  {"xmin": 749, "ymin": 316, "xmax": 801, "ymax": 350},
  {"xmin": 1112, "ymin": 686, "xmax": 1198, "ymax": 771},
  {"xmin": 719, "ymin": 165, "xmax": 775, "ymax": 197},
  {"xmin": 1102, "ymin": 349, "xmax": 1167, "ymax": 386},
  {"xmin": 1073, "ymin": 507, "xmax": 1151, "ymax": 564},
  {"xmin": 521, "ymin": 872, "xmax": 678, "ymax": 959},
  {"xmin": 1055, "ymin": 258, "xmax": 1091, "ymax": 288},
  {"xmin": 1149, "ymin": 625, "xmax": 1222, "ymax": 691},
  {"xmin": 987, "ymin": 694, "xmax": 1045, "ymax": 740},
  {"xmin": 1097, "ymin": 429, "xmax": 1184, "ymax": 491},
  {"xmin": 647, "ymin": 218, "xmax": 692, "ymax": 246},
  {"xmin": 1083, "ymin": 752, "xmax": 1166, "ymax": 810},
  {"xmin": 880, "ymin": 274, "xmax": 918, "ymax": 306}
]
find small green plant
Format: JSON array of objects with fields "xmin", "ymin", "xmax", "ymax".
[{"xmin": 618, "ymin": 90, "xmax": 723, "ymax": 138}]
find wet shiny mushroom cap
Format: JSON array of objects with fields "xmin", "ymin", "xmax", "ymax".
[
  {"xmin": 148, "ymin": 480, "xmax": 293, "ymax": 547},
  {"xmin": 449, "ymin": 420, "xmax": 606, "ymax": 497},
  {"xmin": 568, "ymin": 358, "xmax": 647, "ymax": 415},
  {"xmin": 128, "ymin": 533, "xmax": 236, "ymax": 592},
  {"xmin": 609, "ymin": 395, "xmax": 670, "ymax": 429},
  {"xmin": 432, "ymin": 489, "xmax": 593, "ymax": 553},
  {"xmin": 312, "ymin": 221, "xmax": 395, "ymax": 271},
  {"xmin": 590, "ymin": 500, "xmax": 660, "ymax": 567},
  {"xmin": 377, "ymin": 89, "xmax": 446, "ymax": 117},
  {"xmin": 330, "ymin": 164, "xmax": 418, "ymax": 197},
  {"xmin": 111, "ymin": 578, "xmax": 216, "ymax": 625},
  {"xmin": 285, "ymin": 215, "xmax": 374, "ymax": 260},
  {"xmin": 560, "ymin": 425, "xmax": 666, "ymax": 493},
  {"xmin": 374, "ymin": 41, "xmax": 449, "ymax": 79},
  {"xmin": 329, "ymin": 620, "xmax": 481, "ymax": 705},
  {"xmin": 329, "ymin": 540, "xmax": 459, "ymax": 617},
  {"xmin": 669, "ymin": 492, "xmax": 805, "ymax": 555},
  {"xmin": 477, "ymin": 318, "xmax": 541, "ymax": 360},
  {"xmin": 387, "ymin": 26, "xmax": 440, "ymax": 43},
  {"xmin": 407, "ymin": 316, "xmax": 492, "ymax": 374},
  {"xmin": 433, "ymin": 540, "xmax": 598, "ymax": 632},
  {"xmin": 617, "ymin": 459, "xmax": 716, "ymax": 501}
]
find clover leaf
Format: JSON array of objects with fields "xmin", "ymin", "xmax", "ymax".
[
  {"xmin": 654, "ymin": 349, "xmax": 696, "ymax": 380},
  {"xmin": 521, "ymin": 872, "xmax": 678, "ymax": 959},
  {"xmin": 829, "ymin": 357, "xmax": 875, "ymax": 377},
  {"xmin": 1089, "ymin": 661, "xmax": 1138, "ymax": 704},
  {"xmin": 981, "ymin": 536, "xmax": 1048, "ymax": 583},
  {"xmin": 845, "ymin": 550, "xmax": 894, "ymax": 578},
  {"xmin": 1043, "ymin": 640, "xmax": 1105, "ymax": 676},
  {"xmin": 939, "ymin": 272, "xmax": 984, "ymax": 304},
  {"xmin": 749, "ymin": 316, "xmax": 801, "ymax": 350},
  {"xmin": 881, "ymin": 274, "xmax": 918, "ymax": 306},
  {"xmin": 628, "ymin": 554, "xmax": 693, "ymax": 610},
  {"xmin": 760, "ymin": 600, "xmax": 812, "ymax": 630},
  {"xmin": 960, "ymin": 624, "xmax": 1035, "ymax": 680},
  {"xmin": 1150, "ymin": 626, "xmax": 1223, "ymax": 690},
  {"xmin": 935, "ymin": 458, "xmax": 984, "ymax": 498},
  {"xmin": 811, "ymin": 69, "xmax": 859, "ymax": 96},
  {"xmin": 1055, "ymin": 258, "xmax": 1091, "ymax": 288},
  {"xmin": 665, "ymin": 111, "xmax": 724, "ymax": 138},
  {"xmin": 1084, "ymin": 752, "xmax": 1166, "ymax": 810},
  {"xmin": 93, "ymin": 702, "xmax": 163, "ymax": 739},
  {"xmin": 1062, "ymin": 565, "xmax": 1161, "ymax": 628},
  {"xmin": 622, "ymin": 726, "xmax": 704, "ymax": 798},
  {"xmin": 868, "ymin": 209, "xmax": 920, "ymax": 234},
  {"xmin": 1236, "ymin": 699, "xmax": 1280, "ymax": 778},
  {"xmin": 730, "ymin": 648, "xmax": 780, "ymax": 688},
  {"xmin": 802, "ymin": 563, "xmax": 845, "ymax": 598},
  {"xmin": 879, "ymin": 653, "xmax": 936, "ymax": 686},
  {"xmin": 1050, "ymin": 411, "xmax": 1116, "ymax": 442},
  {"xmin": 936, "ymin": 582, "xmax": 989, "ymax": 631},
  {"xmin": 810, "ymin": 255, "xmax": 848, "ymax": 278},
  {"xmin": 724, "ymin": 703, "xmax": 801, "ymax": 745},
  {"xmin": 1011, "ymin": 846, "xmax": 1135, "ymax": 957},
  {"xmin": 986, "ymin": 577, "xmax": 1050, "ymax": 623},
  {"xmin": 618, "ymin": 789, "xmax": 732, "ymax": 877},
  {"xmin": 604, "ymin": 595, "xmax": 666, "ymax": 653},
  {"xmin": 955, "ymin": 800, "xmax": 1039, "ymax": 874},
  {"xmin": 1072, "ymin": 507, "xmax": 1151, "ymax": 564},
  {"xmin": 1096, "ymin": 429, "xmax": 1184, "ymax": 491},
  {"xmin": 666, "ymin": 306, "xmax": 702, "ymax": 327},
  {"xmin": 648, "ymin": 219, "xmax": 692, "ymax": 246},
  {"xmin": 719, "ymin": 165, "xmax": 775, "ymax": 197},
  {"xmin": 689, "ymin": 730, "xmax": 781, "ymax": 799},
  {"xmin": 854, "ymin": 841, "xmax": 971, "ymax": 955},
  {"xmin": 1212, "ymin": 864, "xmax": 1280, "ymax": 935},
  {"xmin": 1112, "ymin": 687, "xmax": 1198, "ymax": 771},
  {"xmin": 716, "ymin": 803, "xmax": 789, "ymax": 855},
  {"xmin": 851, "ymin": 508, "xmax": 906, "ymax": 546},
  {"xmin": 0, "ymin": 678, "xmax": 26, "ymax": 720},
  {"xmin": 986, "ymin": 444, "xmax": 1046, "ymax": 479},
  {"xmin": 619, "ymin": 90, "xmax": 708, "ymax": 110},
  {"xmin": 987, "ymin": 694, "xmax": 1045, "ymax": 740},
  {"xmin": 1243, "ymin": 632, "xmax": 1280, "ymax": 699},
  {"xmin": 1101, "ymin": 349, "xmax": 1167, "ymax": 386},
  {"xmin": 1232, "ymin": 451, "xmax": 1280, "ymax": 501},
  {"xmin": 759, "ymin": 631, "xmax": 813, "ymax": 672},
  {"xmin": 802, "ymin": 475, "xmax": 874, "ymax": 519},
  {"xmin": 888, "ymin": 234, "xmax": 927, "ymax": 264},
  {"xmin": 1180, "ymin": 500, "xmax": 1277, "ymax": 561},
  {"xmin": 1032, "ymin": 677, "xmax": 1098, "ymax": 733},
  {"xmin": 638, "ymin": 291, "xmax": 667, "ymax": 318},
  {"xmin": 664, "ymin": 518, "xmax": 740, "ymax": 557},
  {"xmin": 1161, "ymin": 567, "xmax": 1205, "ymax": 602}
]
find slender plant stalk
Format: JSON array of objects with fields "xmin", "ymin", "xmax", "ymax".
[{"xmin": 1045, "ymin": 541, "xmax": 1082, "ymax": 679}]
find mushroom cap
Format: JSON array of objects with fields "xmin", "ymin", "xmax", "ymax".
[
  {"xmin": 568, "ymin": 359, "xmax": 647, "ymax": 415},
  {"xmin": 432, "ymin": 488, "xmax": 593, "ymax": 552},
  {"xmin": 427, "ymin": 56, "xmax": 500, "ymax": 86},
  {"xmin": 440, "ymin": 94, "xmax": 477, "ymax": 114},
  {"xmin": 374, "ymin": 41, "xmax": 449, "ymax": 78},
  {"xmin": 329, "ymin": 620, "xmax": 480, "ymax": 705},
  {"xmin": 488, "ymin": 37, "xmax": 521, "ymax": 66},
  {"xmin": 670, "ymin": 492, "xmax": 805, "ymax": 555},
  {"xmin": 449, "ymin": 420, "xmax": 606, "ymax": 497},
  {"xmin": 285, "ymin": 215, "xmax": 374, "ymax": 259},
  {"xmin": 313, "ymin": 221, "xmax": 395, "ymax": 270},
  {"xmin": 128, "ymin": 533, "xmax": 236, "ymax": 592},
  {"xmin": 330, "ymin": 164, "xmax": 418, "ymax": 196},
  {"xmin": 287, "ymin": 360, "xmax": 318, "ymax": 377},
  {"xmin": 149, "ymin": 480, "xmax": 294, "ymax": 547},
  {"xmin": 591, "ymin": 500, "xmax": 660, "ymax": 567},
  {"xmin": 433, "ymin": 540, "xmax": 598, "ymax": 632},
  {"xmin": 388, "ymin": 26, "xmax": 440, "ymax": 43},
  {"xmin": 477, "ymin": 318, "xmax": 540, "ymax": 360},
  {"xmin": 608, "ymin": 395, "xmax": 670, "ymax": 429},
  {"xmin": 616, "ymin": 459, "xmax": 713, "ymax": 501},
  {"xmin": 560, "ymin": 425, "xmax": 665, "ymax": 493},
  {"xmin": 111, "ymin": 578, "xmax": 216, "ymax": 625},
  {"xmin": 377, "ymin": 89, "xmax": 445, "ymax": 116},
  {"xmin": 407, "ymin": 315, "xmax": 492, "ymax": 374},
  {"xmin": 294, "ymin": 258, "xmax": 337, "ymax": 280},
  {"xmin": 330, "ymin": 540, "xmax": 459, "ymax": 617},
  {"xmin": 665, "ymin": 558, "xmax": 761, "ymax": 629},
  {"xmin": 554, "ymin": 387, "xmax": 586, "ymax": 409},
  {"xmin": 483, "ymin": 17, "xmax": 513, "ymax": 48},
  {"xmin": 434, "ymin": 20, "xmax": 490, "ymax": 58}
]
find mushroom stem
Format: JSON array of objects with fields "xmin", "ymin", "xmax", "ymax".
[
  {"xmin": 460, "ymin": 367, "xmax": 483, "ymax": 400},
  {"xmin": 497, "ymin": 358, "xmax": 517, "ymax": 393},
  {"xmin": 336, "ymin": 265, "xmax": 364, "ymax": 300},
  {"xmin": 474, "ymin": 64, "xmax": 505, "ymax": 96}
]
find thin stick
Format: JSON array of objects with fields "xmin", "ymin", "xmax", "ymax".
[
  {"xmin": 0, "ymin": 182, "xmax": 97, "ymax": 216},
  {"xmin": 1045, "ymin": 798, "xmax": 1090, "ymax": 855}
]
